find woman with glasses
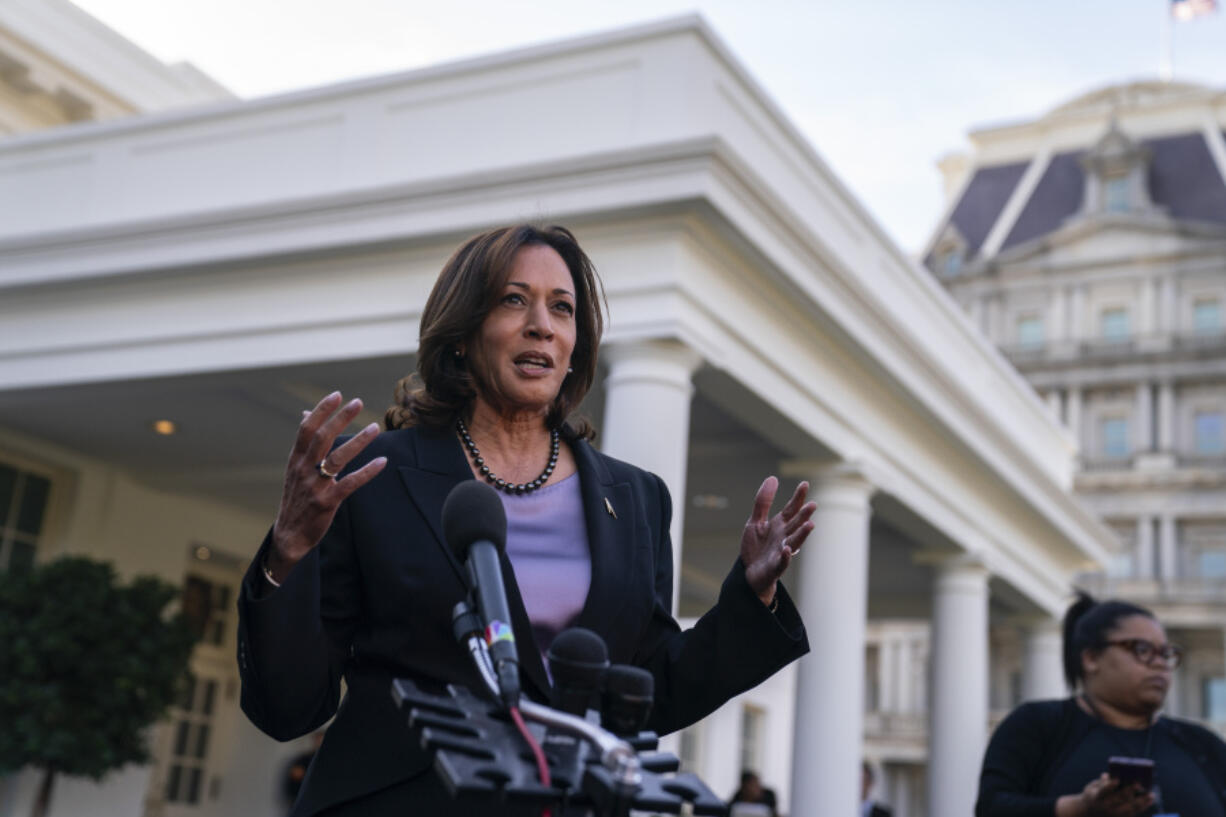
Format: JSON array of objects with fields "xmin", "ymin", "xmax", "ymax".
[{"xmin": 975, "ymin": 592, "xmax": 1226, "ymax": 816}]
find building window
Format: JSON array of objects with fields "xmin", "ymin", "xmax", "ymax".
[
  {"xmin": 1194, "ymin": 299, "xmax": 1221, "ymax": 335},
  {"xmin": 0, "ymin": 463, "xmax": 51, "ymax": 575},
  {"xmin": 942, "ymin": 249, "xmax": 963, "ymax": 277},
  {"xmin": 1107, "ymin": 552, "xmax": 1135, "ymax": 578},
  {"xmin": 1205, "ymin": 677, "xmax": 1226, "ymax": 722},
  {"xmin": 1200, "ymin": 548, "xmax": 1226, "ymax": 579},
  {"xmin": 1104, "ymin": 176, "xmax": 1130, "ymax": 213},
  {"xmin": 1016, "ymin": 314, "xmax": 1045, "ymax": 348},
  {"xmin": 164, "ymin": 673, "xmax": 219, "ymax": 805},
  {"xmin": 739, "ymin": 704, "xmax": 765, "ymax": 775},
  {"xmin": 1100, "ymin": 308, "xmax": 1130, "ymax": 341},
  {"xmin": 1101, "ymin": 417, "xmax": 1130, "ymax": 458},
  {"xmin": 1195, "ymin": 412, "xmax": 1225, "ymax": 455}
]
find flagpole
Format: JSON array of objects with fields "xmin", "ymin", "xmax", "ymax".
[{"xmin": 1161, "ymin": 0, "xmax": 1174, "ymax": 81}]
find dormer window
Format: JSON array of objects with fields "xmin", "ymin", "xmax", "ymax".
[
  {"xmin": 1079, "ymin": 119, "xmax": 1156, "ymax": 218},
  {"xmin": 927, "ymin": 223, "xmax": 969, "ymax": 279},
  {"xmin": 1104, "ymin": 175, "xmax": 1130, "ymax": 213},
  {"xmin": 942, "ymin": 249, "xmax": 963, "ymax": 277}
]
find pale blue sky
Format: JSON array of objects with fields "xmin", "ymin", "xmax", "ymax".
[{"xmin": 73, "ymin": 0, "xmax": 1226, "ymax": 254}]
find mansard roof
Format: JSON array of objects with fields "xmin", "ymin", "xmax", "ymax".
[
  {"xmin": 925, "ymin": 160, "xmax": 1027, "ymax": 265},
  {"xmin": 994, "ymin": 131, "xmax": 1226, "ymax": 252},
  {"xmin": 927, "ymin": 93, "xmax": 1226, "ymax": 271}
]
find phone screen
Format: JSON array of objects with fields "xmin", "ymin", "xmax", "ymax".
[{"xmin": 1107, "ymin": 756, "xmax": 1154, "ymax": 790}]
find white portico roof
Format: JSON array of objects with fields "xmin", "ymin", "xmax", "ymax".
[
  {"xmin": 0, "ymin": 15, "xmax": 1114, "ymax": 616},
  {"xmin": 0, "ymin": 0, "xmax": 232, "ymax": 114}
]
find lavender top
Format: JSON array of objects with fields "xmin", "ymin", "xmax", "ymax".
[{"xmin": 499, "ymin": 473, "xmax": 592, "ymax": 659}]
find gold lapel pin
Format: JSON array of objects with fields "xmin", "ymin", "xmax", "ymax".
[{"xmin": 604, "ymin": 497, "xmax": 617, "ymax": 519}]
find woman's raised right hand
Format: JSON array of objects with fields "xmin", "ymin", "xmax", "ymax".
[{"xmin": 267, "ymin": 392, "xmax": 387, "ymax": 582}]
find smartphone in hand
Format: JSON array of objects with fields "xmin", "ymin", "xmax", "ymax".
[{"xmin": 1107, "ymin": 756, "xmax": 1154, "ymax": 790}]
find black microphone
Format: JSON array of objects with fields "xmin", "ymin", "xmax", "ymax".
[
  {"xmin": 546, "ymin": 627, "xmax": 609, "ymax": 717},
  {"xmin": 442, "ymin": 481, "xmax": 519, "ymax": 709},
  {"xmin": 602, "ymin": 664, "xmax": 654, "ymax": 737}
]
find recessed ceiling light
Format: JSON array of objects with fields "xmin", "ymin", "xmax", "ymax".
[{"xmin": 152, "ymin": 420, "xmax": 177, "ymax": 435}]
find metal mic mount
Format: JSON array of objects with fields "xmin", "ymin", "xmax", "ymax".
[{"xmin": 390, "ymin": 601, "xmax": 727, "ymax": 816}]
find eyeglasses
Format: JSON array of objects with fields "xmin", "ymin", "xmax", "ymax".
[{"xmin": 1101, "ymin": 638, "xmax": 1183, "ymax": 670}]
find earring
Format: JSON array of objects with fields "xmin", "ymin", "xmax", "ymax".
[{"xmin": 566, "ymin": 366, "xmax": 574, "ymax": 373}]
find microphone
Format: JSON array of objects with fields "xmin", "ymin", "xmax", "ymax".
[
  {"xmin": 442, "ymin": 481, "xmax": 519, "ymax": 709},
  {"xmin": 547, "ymin": 627, "xmax": 609, "ymax": 717},
  {"xmin": 602, "ymin": 664, "xmax": 654, "ymax": 737}
]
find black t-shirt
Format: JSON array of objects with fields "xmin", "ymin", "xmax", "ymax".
[{"xmin": 1045, "ymin": 707, "xmax": 1225, "ymax": 817}]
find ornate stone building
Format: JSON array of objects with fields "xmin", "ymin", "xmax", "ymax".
[{"xmin": 922, "ymin": 80, "xmax": 1226, "ymax": 735}]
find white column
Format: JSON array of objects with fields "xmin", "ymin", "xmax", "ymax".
[
  {"xmin": 1158, "ymin": 381, "xmax": 1176, "ymax": 453},
  {"xmin": 1045, "ymin": 390, "xmax": 1063, "ymax": 420},
  {"xmin": 986, "ymin": 296, "xmax": 1003, "ymax": 343},
  {"xmin": 1140, "ymin": 277, "xmax": 1157, "ymax": 336},
  {"xmin": 1066, "ymin": 386, "xmax": 1083, "ymax": 442},
  {"xmin": 1020, "ymin": 617, "xmax": 1066, "ymax": 701},
  {"xmin": 1069, "ymin": 285, "xmax": 1086, "ymax": 341},
  {"xmin": 1161, "ymin": 275, "xmax": 1178, "ymax": 335},
  {"xmin": 927, "ymin": 555, "xmax": 990, "ymax": 817},
  {"xmin": 600, "ymin": 339, "xmax": 702, "ymax": 610},
  {"xmin": 1048, "ymin": 286, "xmax": 1067, "ymax": 343},
  {"xmin": 879, "ymin": 637, "xmax": 897, "ymax": 713},
  {"xmin": 893, "ymin": 770, "xmax": 913, "ymax": 817},
  {"xmin": 786, "ymin": 464, "xmax": 874, "ymax": 817},
  {"xmin": 969, "ymin": 297, "xmax": 986, "ymax": 333},
  {"xmin": 1136, "ymin": 516, "xmax": 1155, "ymax": 580},
  {"xmin": 1135, "ymin": 382, "xmax": 1154, "ymax": 452},
  {"xmin": 896, "ymin": 638, "xmax": 915, "ymax": 714},
  {"xmin": 1159, "ymin": 514, "xmax": 1179, "ymax": 581}
]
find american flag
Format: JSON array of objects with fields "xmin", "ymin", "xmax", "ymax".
[{"xmin": 1172, "ymin": 0, "xmax": 1217, "ymax": 20}]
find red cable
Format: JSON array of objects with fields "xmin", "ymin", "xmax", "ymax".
[{"xmin": 509, "ymin": 705, "xmax": 552, "ymax": 817}]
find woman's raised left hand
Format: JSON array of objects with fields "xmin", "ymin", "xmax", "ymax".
[{"xmin": 740, "ymin": 477, "xmax": 817, "ymax": 606}]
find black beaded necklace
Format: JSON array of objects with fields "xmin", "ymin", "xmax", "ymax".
[{"xmin": 456, "ymin": 418, "xmax": 559, "ymax": 495}]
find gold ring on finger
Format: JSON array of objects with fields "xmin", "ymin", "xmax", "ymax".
[{"xmin": 316, "ymin": 459, "xmax": 340, "ymax": 479}]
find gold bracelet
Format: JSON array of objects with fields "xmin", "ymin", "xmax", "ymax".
[{"xmin": 262, "ymin": 558, "xmax": 282, "ymax": 588}]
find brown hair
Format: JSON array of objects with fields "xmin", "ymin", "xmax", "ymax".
[{"xmin": 385, "ymin": 224, "xmax": 605, "ymax": 438}]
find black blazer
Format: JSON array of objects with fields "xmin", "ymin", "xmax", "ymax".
[{"xmin": 237, "ymin": 425, "xmax": 808, "ymax": 816}]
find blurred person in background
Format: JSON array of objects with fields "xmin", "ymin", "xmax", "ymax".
[
  {"xmin": 730, "ymin": 769, "xmax": 777, "ymax": 817},
  {"xmin": 976, "ymin": 592, "xmax": 1226, "ymax": 816},
  {"xmin": 860, "ymin": 760, "xmax": 892, "ymax": 817}
]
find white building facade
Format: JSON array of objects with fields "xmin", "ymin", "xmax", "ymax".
[{"xmin": 0, "ymin": 8, "xmax": 1116, "ymax": 817}]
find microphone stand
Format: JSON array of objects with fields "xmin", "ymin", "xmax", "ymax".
[
  {"xmin": 389, "ymin": 601, "xmax": 726, "ymax": 817},
  {"xmin": 462, "ymin": 617, "xmax": 641, "ymax": 786}
]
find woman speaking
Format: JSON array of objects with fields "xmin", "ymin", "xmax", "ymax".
[
  {"xmin": 976, "ymin": 592, "xmax": 1226, "ymax": 816},
  {"xmin": 237, "ymin": 224, "xmax": 815, "ymax": 816}
]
